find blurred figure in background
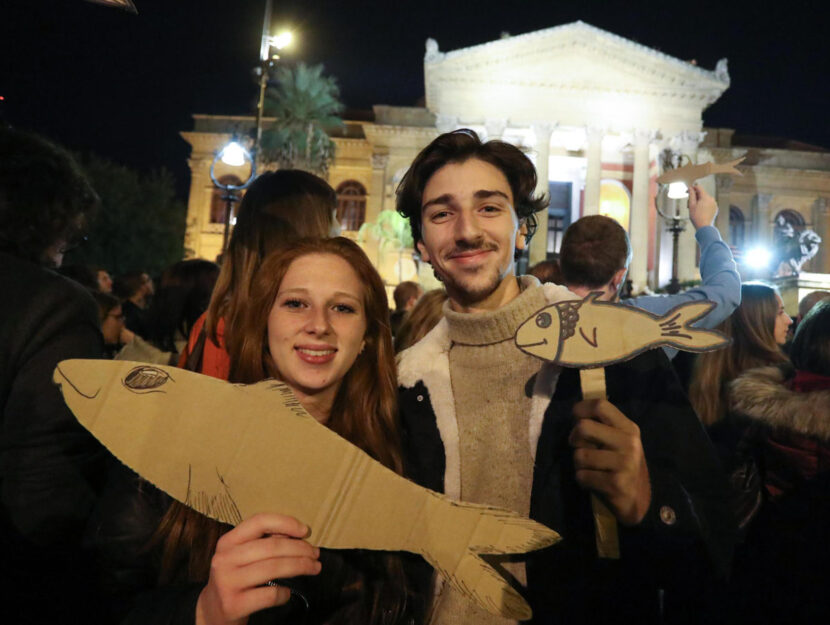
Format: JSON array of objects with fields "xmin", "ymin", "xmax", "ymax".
[
  {"xmin": 181, "ymin": 170, "xmax": 336, "ymax": 379},
  {"xmin": 0, "ymin": 127, "xmax": 108, "ymax": 623},
  {"xmin": 91, "ymin": 290, "xmax": 172, "ymax": 364},
  {"xmin": 145, "ymin": 259, "xmax": 219, "ymax": 357},
  {"xmin": 96, "ymin": 267, "xmax": 113, "ymax": 293},
  {"xmin": 724, "ymin": 300, "xmax": 830, "ymax": 623},
  {"xmin": 389, "ymin": 280, "xmax": 423, "ymax": 337},
  {"xmin": 394, "ymin": 288, "xmax": 447, "ymax": 353},
  {"xmin": 527, "ymin": 259, "xmax": 562, "ymax": 284},
  {"xmin": 114, "ymin": 270, "xmax": 154, "ymax": 338}
]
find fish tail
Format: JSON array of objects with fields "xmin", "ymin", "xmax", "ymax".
[
  {"xmin": 422, "ymin": 499, "xmax": 559, "ymax": 619},
  {"xmin": 657, "ymin": 301, "xmax": 730, "ymax": 352},
  {"xmin": 719, "ymin": 156, "xmax": 746, "ymax": 177}
]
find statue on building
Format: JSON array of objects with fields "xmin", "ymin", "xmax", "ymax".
[{"xmin": 773, "ymin": 214, "xmax": 822, "ymax": 276}]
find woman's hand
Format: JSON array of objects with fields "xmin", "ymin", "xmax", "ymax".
[{"xmin": 195, "ymin": 513, "xmax": 322, "ymax": 625}]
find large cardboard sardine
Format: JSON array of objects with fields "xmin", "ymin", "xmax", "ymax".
[
  {"xmin": 54, "ymin": 359, "xmax": 559, "ymax": 620},
  {"xmin": 514, "ymin": 293, "xmax": 729, "ymax": 367},
  {"xmin": 656, "ymin": 156, "xmax": 745, "ymax": 187}
]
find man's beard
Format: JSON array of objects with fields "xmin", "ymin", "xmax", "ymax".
[{"xmin": 433, "ymin": 260, "xmax": 505, "ymax": 308}]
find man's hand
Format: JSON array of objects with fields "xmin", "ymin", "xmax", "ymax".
[
  {"xmin": 687, "ymin": 184, "xmax": 718, "ymax": 230},
  {"xmin": 569, "ymin": 399, "xmax": 651, "ymax": 526}
]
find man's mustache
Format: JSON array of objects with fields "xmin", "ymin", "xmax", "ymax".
[{"xmin": 447, "ymin": 239, "xmax": 498, "ymax": 257}]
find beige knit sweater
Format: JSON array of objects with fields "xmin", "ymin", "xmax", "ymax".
[{"xmin": 431, "ymin": 280, "xmax": 549, "ymax": 625}]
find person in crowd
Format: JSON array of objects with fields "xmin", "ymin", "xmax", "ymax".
[
  {"xmin": 690, "ymin": 283, "xmax": 791, "ymax": 429},
  {"xmin": 145, "ymin": 259, "xmax": 220, "ymax": 357},
  {"xmin": 0, "ymin": 127, "xmax": 108, "ymax": 623},
  {"xmin": 389, "ymin": 281, "xmax": 424, "ymax": 337},
  {"xmin": 722, "ymin": 300, "xmax": 830, "ymax": 623},
  {"xmin": 394, "ymin": 288, "xmax": 447, "ymax": 353},
  {"xmin": 180, "ymin": 170, "xmax": 337, "ymax": 379},
  {"xmin": 526, "ymin": 259, "xmax": 562, "ymax": 284},
  {"xmin": 92, "ymin": 290, "xmax": 172, "ymax": 364},
  {"xmin": 96, "ymin": 267, "xmax": 114, "ymax": 293},
  {"xmin": 90, "ymin": 238, "xmax": 421, "ymax": 625},
  {"xmin": 114, "ymin": 270, "xmax": 155, "ymax": 338},
  {"xmin": 795, "ymin": 289, "xmax": 829, "ymax": 328},
  {"xmin": 394, "ymin": 129, "xmax": 733, "ymax": 624}
]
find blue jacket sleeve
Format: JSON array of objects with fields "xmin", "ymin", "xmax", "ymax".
[{"xmin": 625, "ymin": 225, "xmax": 741, "ymax": 358}]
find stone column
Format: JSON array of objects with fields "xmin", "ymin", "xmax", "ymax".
[
  {"xmin": 529, "ymin": 122, "xmax": 555, "ymax": 265},
  {"xmin": 751, "ymin": 192, "xmax": 774, "ymax": 243},
  {"xmin": 629, "ymin": 129, "xmax": 654, "ymax": 292},
  {"xmin": 484, "ymin": 118, "xmax": 508, "ymax": 141},
  {"xmin": 582, "ymin": 126, "xmax": 604, "ymax": 216},
  {"xmin": 676, "ymin": 131, "xmax": 704, "ymax": 282},
  {"xmin": 185, "ymin": 157, "xmax": 211, "ymax": 259},
  {"xmin": 812, "ymin": 197, "xmax": 829, "ymax": 273},
  {"xmin": 715, "ymin": 175, "xmax": 733, "ymax": 244},
  {"xmin": 435, "ymin": 114, "xmax": 458, "ymax": 134},
  {"xmin": 367, "ymin": 153, "xmax": 389, "ymax": 226}
]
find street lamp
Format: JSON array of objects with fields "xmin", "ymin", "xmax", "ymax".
[
  {"xmin": 253, "ymin": 0, "xmax": 293, "ymax": 159},
  {"xmin": 210, "ymin": 139, "xmax": 255, "ymax": 254},
  {"xmin": 657, "ymin": 149, "xmax": 691, "ymax": 294}
]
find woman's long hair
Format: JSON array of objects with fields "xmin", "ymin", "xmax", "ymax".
[
  {"xmin": 204, "ymin": 170, "xmax": 336, "ymax": 349},
  {"xmin": 690, "ymin": 282, "xmax": 789, "ymax": 426},
  {"xmin": 155, "ymin": 239, "xmax": 410, "ymax": 623}
]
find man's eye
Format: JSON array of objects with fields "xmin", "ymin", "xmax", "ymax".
[
  {"xmin": 429, "ymin": 210, "xmax": 450, "ymax": 221},
  {"xmin": 481, "ymin": 205, "xmax": 502, "ymax": 213}
]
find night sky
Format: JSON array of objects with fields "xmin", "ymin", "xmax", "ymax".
[{"xmin": 2, "ymin": 0, "xmax": 827, "ymax": 198}]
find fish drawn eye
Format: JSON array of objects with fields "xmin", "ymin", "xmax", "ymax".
[
  {"xmin": 123, "ymin": 366, "xmax": 171, "ymax": 393},
  {"xmin": 535, "ymin": 312, "xmax": 552, "ymax": 328}
]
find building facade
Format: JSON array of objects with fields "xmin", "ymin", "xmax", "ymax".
[{"xmin": 181, "ymin": 21, "xmax": 830, "ymax": 305}]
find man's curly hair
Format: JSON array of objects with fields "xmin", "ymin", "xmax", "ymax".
[
  {"xmin": 0, "ymin": 128, "xmax": 98, "ymax": 265},
  {"xmin": 396, "ymin": 129, "xmax": 548, "ymax": 245}
]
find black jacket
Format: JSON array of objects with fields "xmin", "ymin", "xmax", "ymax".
[
  {"xmin": 397, "ymin": 312, "xmax": 734, "ymax": 625},
  {"xmin": 0, "ymin": 252, "xmax": 108, "ymax": 623}
]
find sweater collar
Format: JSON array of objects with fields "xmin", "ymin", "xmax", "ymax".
[{"xmin": 443, "ymin": 275, "xmax": 547, "ymax": 346}]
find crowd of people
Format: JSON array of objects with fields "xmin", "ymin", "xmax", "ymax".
[{"xmin": 2, "ymin": 124, "xmax": 830, "ymax": 625}]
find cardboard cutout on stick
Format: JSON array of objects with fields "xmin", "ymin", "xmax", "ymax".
[
  {"xmin": 515, "ymin": 294, "xmax": 730, "ymax": 558},
  {"xmin": 54, "ymin": 360, "xmax": 558, "ymax": 620},
  {"xmin": 656, "ymin": 156, "xmax": 745, "ymax": 187}
]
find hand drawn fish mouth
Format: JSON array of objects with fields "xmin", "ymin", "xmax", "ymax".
[{"xmin": 518, "ymin": 338, "xmax": 548, "ymax": 349}]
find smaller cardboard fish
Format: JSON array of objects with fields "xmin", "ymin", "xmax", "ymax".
[
  {"xmin": 656, "ymin": 156, "xmax": 745, "ymax": 187},
  {"xmin": 515, "ymin": 293, "xmax": 728, "ymax": 368},
  {"xmin": 54, "ymin": 360, "xmax": 559, "ymax": 620}
]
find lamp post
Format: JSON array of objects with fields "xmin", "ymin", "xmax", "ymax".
[
  {"xmin": 657, "ymin": 149, "xmax": 689, "ymax": 295},
  {"xmin": 253, "ymin": 0, "xmax": 293, "ymax": 160},
  {"xmin": 210, "ymin": 140, "xmax": 255, "ymax": 254}
]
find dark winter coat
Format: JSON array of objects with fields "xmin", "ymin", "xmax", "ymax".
[{"xmin": 397, "ymin": 303, "xmax": 735, "ymax": 625}]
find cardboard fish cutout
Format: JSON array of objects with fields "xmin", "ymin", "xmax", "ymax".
[
  {"xmin": 515, "ymin": 293, "xmax": 729, "ymax": 368},
  {"xmin": 515, "ymin": 294, "xmax": 729, "ymax": 558},
  {"xmin": 54, "ymin": 359, "xmax": 559, "ymax": 620},
  {"xmin": 656, "ymin": 156, "xmax": 745, "ymax": 187}
]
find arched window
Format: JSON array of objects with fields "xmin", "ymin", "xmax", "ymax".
[
  {"xmin": 774, "ymin": 209, "xmax": 806, "ymax": 231},
  {"xmin": 210, "ymin": 175, "xmax": 243, "ymax": 224},
  {"xmin": 336, "ymin": 180, "xmax": 367, "ymax": 231},
  {"xmin": 729, "ymin": 206, "xmax": 745, "ymax": 249}
]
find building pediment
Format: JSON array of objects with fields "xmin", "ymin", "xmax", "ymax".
[{"xmin": 425, "ymin": 21, "xmax": 729, "ymax": 131}]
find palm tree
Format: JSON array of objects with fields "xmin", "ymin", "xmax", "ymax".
[{"xmin": 260, "ymin": 63, "xmax": 344, "ymax": 176}]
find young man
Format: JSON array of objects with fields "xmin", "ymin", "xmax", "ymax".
[
  {"xmin": 559, "ymin": 189, "xmax": 741, "ymax": 357},
  {"xmin": 396, "ymin": 130, "xmax": 732, "ymax": 624}
]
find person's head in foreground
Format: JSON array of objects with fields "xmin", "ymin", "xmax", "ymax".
[
  {"xmin": 559, "ymin": 214, "xmax": 633, "ymax": 300},
  {"xmin": 691, "ymin": 282, "xmax": 792, "ymax": 426},
  {"xmin": 0, "ymin": 127, "xmax": 98, "ymax": 268},
  {"xmin": 396, "ymin": 128, "xmax": 547, "ymax": 311},
  {"xmin": 159, "ymin": 237, "xmax": 410, "ymax": 625},
  {"xmin": 790, "ymin": 299, "xmax": 830, "ymax": 377}
]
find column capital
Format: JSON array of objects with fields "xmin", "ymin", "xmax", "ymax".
[
  {"xmin": 671, "ymin": 130, "xmax": 706, "ymax": 155},
  {"xmin": 753, "ymin": 192, "xmax": 774, "ymax": 209},
  {"xmin": 530, "ymin": 121, "xmax": 557, "ymax": 144},
  {"xmin": 435, "ymin": 114, "xmax": 458, "ymax": 134},
  {"xmin": 716, "ymin": 174, "xmax": 734, "ymax": 193},
  {"xmin": 371, "ymin": 153, "xmax": 390, "ymax": 170},
  {"xmin": 484, "ymin": 118, "xmax": 509, "ymax": 140},
  {"xmin": 586, "ymin": 125, "xmax": 606, "ymax": 143},
  {"xmin": 813, "ymin": 196, "xmax": 829, "ymax": 215},
  {"xmin": 632, "ymin": 128, "xmax": 657, "ymax": 146}
]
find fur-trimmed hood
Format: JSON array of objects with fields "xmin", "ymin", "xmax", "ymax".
[{"xmin": 729, "ymin": 366, "xmax": 830, "ymax": 441}]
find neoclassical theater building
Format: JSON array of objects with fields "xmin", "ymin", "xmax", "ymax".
[{"xmin": 182, "ymin": 21, "xmax": 830, "ymax": 306}]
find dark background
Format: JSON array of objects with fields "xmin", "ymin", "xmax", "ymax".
[{"xmin": 2, "ymin": 0, "xmax": 827, "ymax": 198}]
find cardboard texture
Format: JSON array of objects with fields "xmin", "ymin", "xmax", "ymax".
[
  {"xmin": 517, "ymin": 295, "xmax": 730, "ymax": 558},
  {"xmin": 54, "ymin": 359, "xmax": 559, "ymax": 620},
  {"xmin": 656, "ymin": 156, "xmax": 745, "ymax": 187}
]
